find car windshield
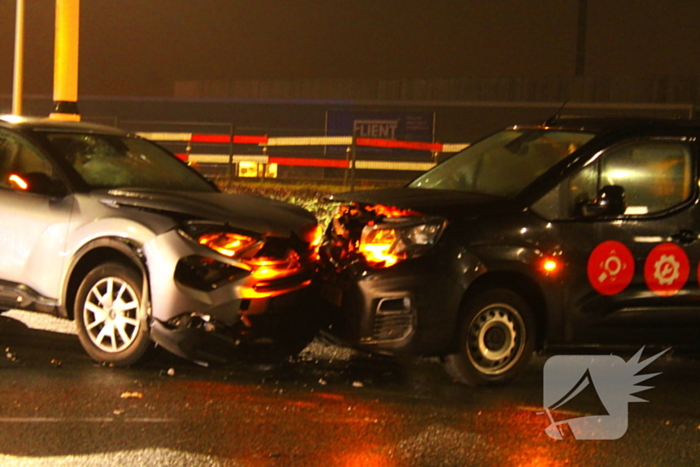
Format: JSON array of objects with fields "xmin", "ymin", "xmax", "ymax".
[
  {"xmin": 43, "ymin": 132, "xmax": 215, "ymax": 192},
  {"xmin": 409, "ymin": 129, "xmax": 595, "ymax": 197}
]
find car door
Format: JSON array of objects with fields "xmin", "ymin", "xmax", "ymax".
[
  {"xmin": 553, "ymin": 137, "xmax": 700, "ymax": 345},
  {"xmin": 0, "ymin": 130, "xmax": 73, "ymax": 304}
]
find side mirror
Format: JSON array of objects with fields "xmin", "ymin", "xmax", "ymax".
[{"xmin": 580, "ymin": 185, "xmax": 627, "ymax": 218}]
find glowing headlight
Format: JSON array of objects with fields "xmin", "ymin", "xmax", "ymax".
[
  {"xmin": 180, "ymin": 223, "xmax": 261, "ymax": 259},
  {"xmin": 309, "ymin": 223, "xmax": 324, "ymax": 249},
  {"xmin": 359, "ymin": 228, "xmax": 401, "ymax": 267},
  {"xmin": 197, "ymin": 232, "xmax": 259, "ymax": 258},
  {"xmin": 359, "ymin": 218, "xmax": 445, "ymax": 268}
]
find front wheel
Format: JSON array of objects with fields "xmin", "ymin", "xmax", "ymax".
[
  {"xmin": 74, "ymin": 262, "xmax": 152, "ymax": 366},
  {"xmin": 443, "ymin": 288, "xmax": 536, "ymax": 386}
]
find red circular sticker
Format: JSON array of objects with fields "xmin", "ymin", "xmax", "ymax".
[
  {"xmin": 644, "ymin": 243, "xmax": 689, "ymax": 297},
  {"xmin": 587, "ymin": 241, "xmax": 635, "ymax": 295}
]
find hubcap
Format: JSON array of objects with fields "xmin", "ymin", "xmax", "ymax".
[
  {"xmin": 466, "ymin": 303, "xmax": 525, "ymax": 375},
  {"xmin": 83, "ymin": 277, "xmax": 140, "ymax": 353}
]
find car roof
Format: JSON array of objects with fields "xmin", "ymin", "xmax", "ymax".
[
  {"xmin": 0, "ymin": 115, "xmax": 127, "ymax": 135},
  {"xmin": 515, "ymin": 116, "xmax": 700, "ymax": 133}
]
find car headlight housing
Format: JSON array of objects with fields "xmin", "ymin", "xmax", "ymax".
[
  {"xmin": 178, "ymin": 222, "xmax": 313, "ymax": 297},
  {"xmin": 358, "ymin": 218, "xmax": 445, "ymax": 268},
  {"xmin": 197, "ymin": 231, "xmax": 259, "ymax": 258},
  {"xmin": 179, "ymin": 222, "xmax": 261, "ymax": 259}
]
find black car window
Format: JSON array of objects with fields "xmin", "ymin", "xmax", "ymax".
[
  {"xmin": 0, "ymin": 131, "xmax": 60, "ymax": 191},
  {"xmin": 410, "ymin": 129, "xmax": 594, "ymax": 197},
  {"xmin": 600, "ymin": 141, "xmax": 693, "ymax": 215},
  {"xmin": 533, "ymin": 140, "xmax": 694, "ymax": 220},
  {"xmin": 44, "ymin": 133, "xmax": 215, "ymax": 192},
  {"xmin": 0, "ymin": 136, "xmax": 20, "ymax": 188}
]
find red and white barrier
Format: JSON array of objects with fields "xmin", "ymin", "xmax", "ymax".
[{"xmin": 137, "ymin": 131, "xmax": 469, "ymax": 171}]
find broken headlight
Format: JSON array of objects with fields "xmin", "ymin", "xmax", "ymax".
[
  {"xmin": 358, "ymin": 218, "xmax": 445, "ymax": 268},
  {"xmin": 179, "ymin": 222, "xmax": 262, "ymax": 259}
]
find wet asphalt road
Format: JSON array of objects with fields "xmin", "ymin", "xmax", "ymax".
[{"xmin": 0, "ymin": 311, "xmax": 699, "ymax": 467}]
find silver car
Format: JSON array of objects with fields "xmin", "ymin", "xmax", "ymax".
[{"xmin": 0, "ymin": 116, "xmax": 321, "ymax": 366}]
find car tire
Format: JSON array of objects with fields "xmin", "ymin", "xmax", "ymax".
[
  {"xmin": 443, "ymin": 288, "xmax": 536, "ymax": 386},
  {"xmin": 74, "ymin": 262, "xmax": 152, "ymax": 366}
]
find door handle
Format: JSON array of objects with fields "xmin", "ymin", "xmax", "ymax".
[{"xmin": 670, "ymin": 229, "xmax": 698, "ymax": 245}]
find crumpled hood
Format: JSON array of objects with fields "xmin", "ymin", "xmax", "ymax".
[
  {"xmin": 328, "ymin": 188, "xmax": 521, "ymax": 218},
  {"xmin": 97, "ymin": 188, "xmax": 317, "ymax": 237}
]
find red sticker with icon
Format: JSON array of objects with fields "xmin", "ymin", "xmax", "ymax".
[
  {"xmin": 644, "ymin": 243, "xmax": 689, "ymax": 297},
  {"xmin": 587, "ymin": 241, "xmax": 635, "ymax": 295}
]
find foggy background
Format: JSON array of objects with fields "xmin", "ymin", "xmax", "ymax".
[{"xmin": 2, "ymin": 0, "xmax": 699, "ymax": 98}]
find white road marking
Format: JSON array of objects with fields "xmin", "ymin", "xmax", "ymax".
[
  {"xmin": 0, "ymin": 448, "xmax": 229, "ymax": 467},
  {"xmin": 0, "ymin": 417, "xmax": 175, "ymax": 423}
]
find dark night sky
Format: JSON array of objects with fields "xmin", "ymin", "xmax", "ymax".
[{"xmin": 2, "ymin": 0, "xmax": 700, "ymax": 97}]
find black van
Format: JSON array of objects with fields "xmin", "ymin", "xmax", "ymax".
[{"xmin": 318, "ymin": 117, "xmax": 700, "ymax": 386}]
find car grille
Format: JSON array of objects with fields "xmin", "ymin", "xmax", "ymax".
[{"xmin": 372, "ymin": 312, "xmax": 413, "ymax": 341}]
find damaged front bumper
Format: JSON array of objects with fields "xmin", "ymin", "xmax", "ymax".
[
  {"xmin": 150, "ymin": 286, "xmax": 318, "ymax": 365},
  {"xmin": 319, "ymin": 253, "xmax": 466, "ymax": 356},
  {"xmin": 317, "ymin": 200, "xmax": 466, "ymax": 356},
  {"xmin": 143, "ymin": 229, "xmax": 319, "ymax": 364}
]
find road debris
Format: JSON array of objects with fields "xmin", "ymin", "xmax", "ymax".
[{"xmin": 5, "ymin": 348, "xmax": 17, "ymax": 362}]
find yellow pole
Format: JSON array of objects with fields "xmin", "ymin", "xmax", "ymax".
[
  {"xmin": 12, "ymin": 0, "xmax": 25, "ymax": 116},
  {"xmin": 50, "ymin": 0, "xmax": 80, "ymax": 121}
]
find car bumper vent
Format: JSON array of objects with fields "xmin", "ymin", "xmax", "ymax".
[{"xmin": 372, "ymin": 297, "xmax": 413, "ymax": 342}]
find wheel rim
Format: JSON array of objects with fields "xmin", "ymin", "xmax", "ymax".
[
  {"xmin": 466, "ymin": 303, "xmax": 526, "ymax": 375},
  {"xmin": 82, "ymin": 276, "xmax": 141, "ymax": 353}
]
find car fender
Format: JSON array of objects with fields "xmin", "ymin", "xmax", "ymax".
[
  {"xmin": 465, "ymin": 242, "xmax": 564, "ymax": 345},
  {"xmin": 58, "ymin": 218, "xmax": 157, "ymax": 318}
]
